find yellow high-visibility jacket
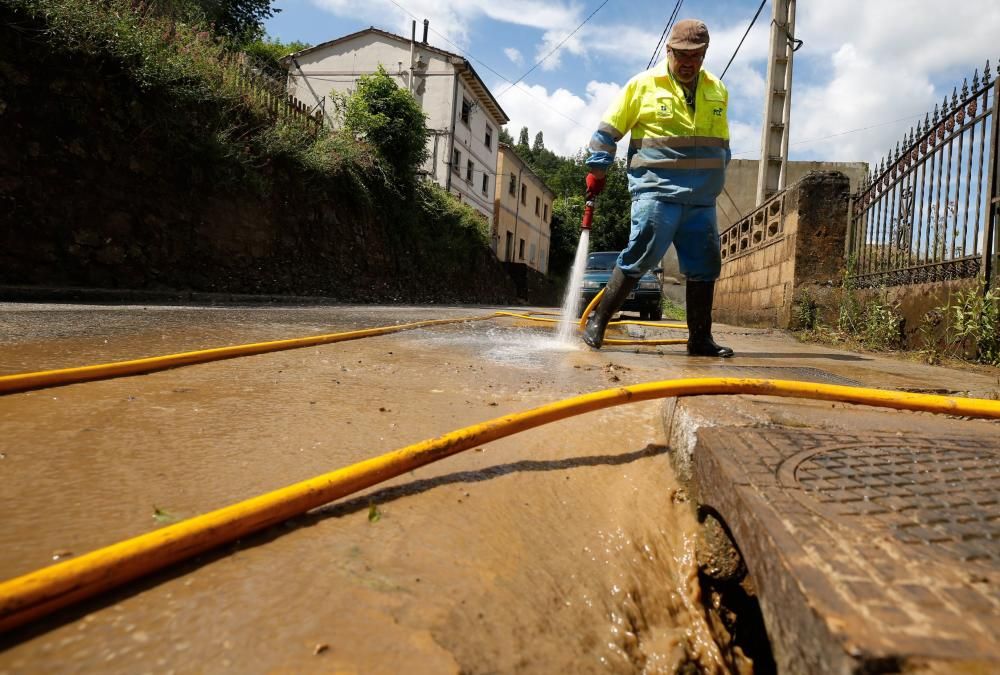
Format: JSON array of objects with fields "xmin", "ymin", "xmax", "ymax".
[{"xmin": 587, "ymin": 61, "xmax": 730, "ymax": 205}]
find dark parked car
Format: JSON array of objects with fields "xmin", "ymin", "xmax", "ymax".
[{"xmin": 580, "ymin": 251, "xmax": 663, "ymax": 320}]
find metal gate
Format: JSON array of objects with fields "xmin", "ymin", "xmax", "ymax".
[{"xmin": 847, "ymin": 60, "xmax": 999, "ymax": 289}]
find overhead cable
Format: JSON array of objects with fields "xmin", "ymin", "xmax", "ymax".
[
  {"xmin": 385, "ymin": 0, "xmax": 587, "ymax": 129},
  {"xmin": 646, "ymin": 0, "xmax": 684, "ymax": 70},
  {"xmin": 720, "ymin": 0, "xmax": 767, "ymax": 80},
  {"xmin": 498, "ymin": 0, "xmax": 612, "ymax": 98}
]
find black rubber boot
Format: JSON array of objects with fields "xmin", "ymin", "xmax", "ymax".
[
  {"xmin": 581, "ymin": 267, "xmax": 639, "ymax": 349},
  {"xmin": 686, "ymin": 280, "xmax": 734, "ymax": 357}
]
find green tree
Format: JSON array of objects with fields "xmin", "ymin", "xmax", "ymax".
[
  {"xmin": 532, "ymin": 131, "xmax": 545, "ymax": 154},
  {"xmin": 343, "ymin": 66, "xmax": 428, "ymax": 182},
  {"xmin": 516, "ymin": 126, "xmax": 531, "ymax": 158},
  {"xmin": 549, "ymin": 198, "xmax": 584, "ymax": 278},
  {"xmin": 498, "ymin": 127, "xmax": 515, "ymax": 145},
  {"xmin": 244, "ymin": 34, "xmax": 310, "ymax": 78},
  {"xmin": 150, "ymin": 0, "xmax": 278, "ymax": 43},
  {"xmin": 587, "ymin": 161, "xmax": 631, "ymax": 251}
]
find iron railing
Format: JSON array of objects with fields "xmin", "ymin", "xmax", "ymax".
[{"xmin": 847, "ymin": 59, "xmax": 1000, "ymax": 289}]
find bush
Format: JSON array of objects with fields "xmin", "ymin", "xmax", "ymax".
[
  {"xmin": 944, "ymin": 281, "xmax": 1000, "ymax": 366},
  {"xmin": 341, "ymin": 67, "xmax": 429, "ymax": 183},
  {"xmin": 794, "ymin": 289, "xmax": 819, "ymax": 330},
  {"xmin": 858, "ymin": 294, "xmax": 902, "ymax": 350},
  {"xmin": 243, "ymin": 34, "xmax": 310, "ymax": 78}
]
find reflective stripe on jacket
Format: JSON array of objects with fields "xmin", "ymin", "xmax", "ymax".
[{"xmin": 586, "ymin": 61, "xmax": 730, "ymax": 205}]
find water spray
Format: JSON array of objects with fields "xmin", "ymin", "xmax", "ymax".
[{"xmin": 556, "ymin": 196, "xmax": 596, "ymax": 342}]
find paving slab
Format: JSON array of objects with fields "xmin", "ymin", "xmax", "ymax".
[{"xmin": 654, "ymin": 325, "xmax": 1000, "ymax": 673}]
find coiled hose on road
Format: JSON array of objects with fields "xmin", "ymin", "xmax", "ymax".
[{"xmin": 2, "ymin": 311, "xmax": 999, "ymax": 633}]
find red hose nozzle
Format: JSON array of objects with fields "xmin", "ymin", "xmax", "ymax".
[{"xmin": 581, "ymin": 200, "xmax": 594, "ymax": 230}]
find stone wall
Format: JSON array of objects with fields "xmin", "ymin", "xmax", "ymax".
[
  {"xmin": 856, "ymin": 279, "xmax": 980, "ymax": 352},
  {"xmin": 715, "ymin": 172, "xmax": 852, "ymax": 328},
  {"xmin": 718, "ymin": 159, "xmax": 868, "ymax": 231},
  {"xmin": 503, "ymin": 262, "xmax": 562, "ymax": 306},
  {"xmin": 0, "ymin": 12, "xmax": 518, "ymax": 304}
]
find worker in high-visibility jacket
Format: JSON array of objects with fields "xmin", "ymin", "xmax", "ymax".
[{"xmin": 582, "ymin": 18, "xmax": 733, "ymax": 357}]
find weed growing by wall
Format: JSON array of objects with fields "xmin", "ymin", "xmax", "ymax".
[
  {"xmin": 923, "ymin": 280, "xmax": 1000, "ymax": 366},
  {"xmin": 858, "ymin": 293, "xmax": 903, "ymax": 351},
  {"xmin": 794, "ymin": 289, "xmax": 819, "ymax": 330}
]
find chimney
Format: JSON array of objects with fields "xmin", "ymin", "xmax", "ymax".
[{"xmin": 422, "ymin": 19, "xmax": 429, "ymax": 44}]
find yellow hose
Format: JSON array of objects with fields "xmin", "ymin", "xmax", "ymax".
[
  {"xmin": 576, "ymin": 288, "xmax": 687, "ymax": 334},
  {"xmin": 0, "ymin": 310, "xmax": 688, "ymax": 396},
  {"xmin": 578, "ymin": 288, "xmax": 605, "ymax": 329},
  {"xmin": 0, "ymin": 315, "xmax": 497, "ymax": 395},
  {"xmin": 2, "ymin": 377, "xmax": 999, "ymax": 633}
]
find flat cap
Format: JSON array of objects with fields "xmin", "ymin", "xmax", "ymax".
[{"xmin": 667, "ymin": 19, "xmax": 710, "ymax": 50}]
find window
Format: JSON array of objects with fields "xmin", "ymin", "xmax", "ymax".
[
  {"xmin": 535, "ymin": 197, "xmax": 540, "ymax": 216},
  {"xmin": 543, "ymin": 203, "xmax": 549, "ymax": 222},
  {"xmin": 452, "ymin": 149, "xmax": 461, "ymax": 173},
  {"xmin": 466, "ymin": 160, "xmax": 474, "ymax": 182},
  {"xmin": 508, "ymin": 173, "xmax": 516, "ymax": 196},
  {"xmin": 484, "ymin": 126, "xmax": 493, "ymax": 149},
  {"xmin": 482, "ymin": 174, "xmax": 489, "ymax": 194},
  {"xmin": 518, "ymin": 238, "xmax": 525, "ymax": 260},
  {"xmin": 461, "ymin": 98, "xmax": 472, "ymax": 125},
  {"xmin": 520, "ymin": 184, "xmax": 527, "ymax": 205},
  {"xmin": 505, "ymin": 232, "xmax": 513, "ymax": 262},
  {"xmin": 529, "ymin": 243, "xmax": 536, "ymax": 264}
]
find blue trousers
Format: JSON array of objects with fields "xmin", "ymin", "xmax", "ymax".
[{"xmin": 616, "ymin": 200, "xmax": 721, "ymax": 282}]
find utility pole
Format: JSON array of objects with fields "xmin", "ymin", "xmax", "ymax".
[{"xmin": 755, "ymin": 0, "xmax": 797, "ymax": 206}]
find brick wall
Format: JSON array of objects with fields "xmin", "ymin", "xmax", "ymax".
[{"xmin": 715, "ymin": 172, "xmax": 851, "ymax": 328}]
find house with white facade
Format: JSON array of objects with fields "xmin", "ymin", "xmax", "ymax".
[{"xmin": 281, "ymin": 23, "xmax": 509, "ymax": 221}]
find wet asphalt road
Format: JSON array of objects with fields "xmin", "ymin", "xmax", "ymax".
[{"xmin": 0, "ymin": 302, "xmax": 735, "ymax": 674}]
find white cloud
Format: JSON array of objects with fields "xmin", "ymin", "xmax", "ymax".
[
  {"xmin": 498, "ymin": 80, "xmax": 623, "ymax": 158},
  {"xmin": 310, "ymin": 0, "xmax": 579, "ymax": 49},
  {"xmin": 307, "ymin": 0, "xmax": 999, "ymax": 169},
  {"xmin": 791, "ymin": 44, "xmax": 936, "ymax": 164},
  {"xmin": 788, "ymin": 0, "xmax": 1000, "ymax": 164}
]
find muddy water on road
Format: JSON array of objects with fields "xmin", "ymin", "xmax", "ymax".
[{"xmin": 0, "ymin": 305, "xmax": 747, "ymax": 673}]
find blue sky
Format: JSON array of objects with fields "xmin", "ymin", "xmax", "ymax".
[{"xmin": 265, "ymin": 0, "xmax": 999, "ymax": 165}]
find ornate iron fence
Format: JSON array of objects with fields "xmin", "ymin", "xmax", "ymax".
[{"xmin": 847, "ymin": 59, "xmax": 1000, "ymax": 289}]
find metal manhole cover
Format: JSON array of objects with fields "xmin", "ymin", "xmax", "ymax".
[
  {"xmin": 685, "ymin": 365, "xmax": 862, "ymax": 387},
  {"xmin": 778, "ymin": 439, "xmax": 1000, "ymax": 563}
]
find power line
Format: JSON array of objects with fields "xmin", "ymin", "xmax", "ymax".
[
  {"xmin": 498, "ymin": 0, "xmax": 612, "ymax": 98},
  {"xmin": 384, "ymin": 0, "xmax": 587, "ymax": 129},
  {"xmin": 720, "ymin": 0, "xmax": 766, "ymax": 80},
  {"xmin": 730, "ymin": 111, "xmax": 929, "ymax": 157},
  {"xmin": 646, "ymin": 0, "xmax": 684, "ymax": 70}
]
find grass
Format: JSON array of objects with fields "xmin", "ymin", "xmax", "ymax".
[{"xmin": 661, "ymin": 297, "xmax": 686, "ymax": 321}]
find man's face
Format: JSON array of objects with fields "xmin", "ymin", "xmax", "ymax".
[{"xmin": 667, "ymin": 47, "xmax": 706, "ymax": 84}]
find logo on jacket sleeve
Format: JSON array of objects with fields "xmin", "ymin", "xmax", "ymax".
[{"xmin": 713, "ymin": 107, "xmax": 723, "ymax": 116}]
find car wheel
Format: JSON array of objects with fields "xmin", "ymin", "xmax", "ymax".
[
  {"xmin": 639, "ymin": 309, "xmax": 650, "ymax": 320},
  {"xmin": 650, "ymin": 305, "xmax": 663, "ymax": 321}
]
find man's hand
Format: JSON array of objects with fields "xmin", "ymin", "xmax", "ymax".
[{"xmin": 585, "ymin": 172, "xmax": 606, "ymax": 199}]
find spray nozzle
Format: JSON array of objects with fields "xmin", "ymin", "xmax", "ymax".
[{"xmin": 581, "ymin": 199, "xmax": 594, "ymax": 230}]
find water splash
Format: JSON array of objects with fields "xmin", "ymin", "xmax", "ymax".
[{"xmin": 556, "ymin": 230, "xmax": 591, "ymax": 344}]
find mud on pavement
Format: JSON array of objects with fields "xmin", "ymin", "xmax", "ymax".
[{"xmin": 0, "ymin": 303, "xmax": 758, "ymax": 674}]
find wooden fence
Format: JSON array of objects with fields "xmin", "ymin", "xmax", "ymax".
[{"xmin": 223, "ymin": 52, "xmax": 323, "ymax": 137}]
